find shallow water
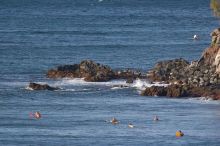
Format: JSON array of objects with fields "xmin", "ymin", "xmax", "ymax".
[{"xmin": 1, "ymin": 0, "xmax": 220, "ymax": 145}]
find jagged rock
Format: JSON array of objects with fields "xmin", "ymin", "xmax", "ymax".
[
  {"xmin": 47, "ymin": 60, "xmax": 115, "ymax": 82},
  {"xmin": 114, "ymin": 69, "xmax": 143, "ymax": 80},
  {"xmin": 141, "ymin": 84, "xmax": 220, "ymax": 100},
  {"xmin": 143, "ymin": 29, "xmax": 220, "ymax": 99},
  {"xmin": 47, "ymin": 60, "xmax": 147, "ymax": 82},
  {"xmin": 211, "ymin": 28, "xmax": 220, "ymax": 45},
  {"xmin": 147, "ymin": 58, "xmax": 190, "ymax": 82},
  {"xmin": 28, "ymin": 82, "xmax": 59, "ymax": 91},
  {"xmin": 141, "ymin": 86, "xmax": 167, "ymax": 96},
  {"xmin": 145, "ymin": 28, "xmax": 220, "ymax": 90}
]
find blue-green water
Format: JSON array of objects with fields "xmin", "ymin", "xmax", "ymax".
[{"xmin": 1, "ymin": 0, "xmax": 220, "ymax": 145}]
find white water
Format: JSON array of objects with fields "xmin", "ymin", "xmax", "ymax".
[{"xmin": 2, "ymin": 78, "xmax": 219, "ymax": 104}]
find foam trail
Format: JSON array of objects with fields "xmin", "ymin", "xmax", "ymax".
[
  {"xmin": 25, "ymin": 86, "xmax": 34, "ymax": 91},
  {"xmin": 131, "ymin": 78, "xmax": 169, "ymax": 90},
  {"xmin": 53, "ymin": 78, "xmax": 127, "ymax": 87},
  {"xmin": 188, "ymin": 97, "xmax": 219, "ymax": 104}
]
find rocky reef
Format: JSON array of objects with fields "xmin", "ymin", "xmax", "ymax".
[
  {"xmin": 143, "ymin": 28, "xmax": 220, "ymax": 100},
  {"xmin": 141, "ymin": 84, "xmax": 220, "ymax": 100},
  {"xmin": 47, "ymin": 60, "xmax": 115, "ymax": 82},
  {"xmin": 45, "ymin": 28, "xmax": 220, "ymax": 100},
  {"xmin": 47, "ymin": 60, "xmax": 144, "ymax": 82},
  {"xmin": 28, "ymin": 82, "xmax": 59, "ymax": 91}
]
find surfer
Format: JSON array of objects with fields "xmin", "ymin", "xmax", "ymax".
[
  {"xmin": 176, "ymin": 130, "xmax": 184, "ymax": 137},
  {"xmin": 30, "ymin": 111, "xmax": 41, "ymax": 119},
  {"xmin": 128, "ymin": 123, "xmax": 135, "ymax": 128},
  {"xmin": 153, "ymin": 115, "xmax": 159, "ymax": 121},
  {"xmin": 110, "ymin": 117, "xmax": 119, "ymax": 124},
  {"xmin": 34, "ymin": 111, "xmax": 41, "ymax": 119}
]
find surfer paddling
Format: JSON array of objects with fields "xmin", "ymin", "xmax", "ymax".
[
  {"xmin": 30, "ymin": 111, "xmax": 41, "ymax": 119},
  {"xmin": 109, "ymin": 117, "xmax": 119, "ymax": 124}
]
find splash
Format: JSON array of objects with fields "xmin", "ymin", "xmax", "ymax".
[
  {"xmin": 54, "ymin": 78, "xmax": 127, "ymax": 87},
  {"xmin": 131, "ymin": 78, "xmax": 169, "ymax": 90}
]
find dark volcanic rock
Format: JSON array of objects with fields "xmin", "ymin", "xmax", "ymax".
[
  {"xmin": 141, "ymin": 84, "xmax": 220, "ymax": 99},
  {"xmin": 79, "ymin": 60, "xmax": 115, "ymax": 82},
  {"xmin": 143, "ymin": 45, "xmax": 220, "ymax": 99},
  {"xmin": 141, "ymin": 86, "xmax": 167, "ymax": 96},
  {"xmin": 47, "ymin": 60, "xmax": 146, "ymax": 82},
  {"xmin": 146, "ymin": 28, "xmax": 220, "ymax": 87},
  {"xmin": 47, "ymin": 60, "xmax": 115, "ymax": 82},
  {"xmin": 28, "ymin": 82, "xmax": 59, "ymax": 91},
  {"xmin": 114, "ymin": 69, "xmax": 144, "ymax": 80},
  {"xmin": 147, "ymin": 58, "xmax": 190, "ymax": 82}
]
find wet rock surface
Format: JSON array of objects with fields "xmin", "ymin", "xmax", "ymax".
[
  {"xmin": 47, "ymin": 60, "xmax": 146, "ymax": 82},
  {"xmin": 144, "ymin": 28, "xmax": 220, "ymax": 100},
  {"xmin": 142, "ymin": 84, "xmax": 220, "ymax": 100},
  {"xmin": 47, "ymin": 60, "xmax": 115, "ymax": 82},
  {"xmin": 45, "ymin": 28, "xmax": 220, "ymax": 99},
  {"xmin": 146, "ymin": 58, "xmax": 190, "ymax": 82},
  {"xmin": 28, "ymin": 82, "xmax": 59, "ymax": 91}
]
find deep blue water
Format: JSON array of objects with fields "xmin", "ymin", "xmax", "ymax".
[{"xmin": 1, "ymin": 0, "xmax": 220, "ymax": 145}]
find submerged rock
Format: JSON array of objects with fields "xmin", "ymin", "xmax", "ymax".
[{"xmin": 28, "ymin": 82, "xmax": 59, "ymax": 91}]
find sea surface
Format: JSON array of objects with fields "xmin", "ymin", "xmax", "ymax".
[{"xmin": 1, "ymin": 0, "xmax": 220, "ymax": 145}]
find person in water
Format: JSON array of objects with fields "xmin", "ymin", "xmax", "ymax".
[
  {"xmin": 34, "ymin": 111, "xmax": 41, "ymax": 119},
  {"xmin": 110, "ymin": 117, "xmax": 119, "ymax": 124},
  {"xmin": 153, "ymin": 115, "xmax": 159, "ymax": 121},
  {"xmin": 128, "ymin": 123, "xmax": 134, "ymax": 128},
  {"xmin": 176, "ymin": 130, "xmax": 184, "ymax": 137},
  {"xmin": 30, "ymin": 111, "xmax": 41, "ymax": 119}
]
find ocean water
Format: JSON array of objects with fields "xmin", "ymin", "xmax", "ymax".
[{"xmin": 1, "ymin": 0, "xmax": 220, "ymax": 145}]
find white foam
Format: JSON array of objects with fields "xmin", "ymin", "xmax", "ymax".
[
  {"xmin": 25, "ymin": 86, "xmax": 34, "ymax": 91},
  {"xmin": 111, "ymin": 86, "xmax": 129, "ymax": 90},
  {"xmin": 54, "ymin": 78, "xmax": 127, "ymax": 87},
  {"xmin": 131, "ymin": 78, "xmax": 169, "ymax": 90},
  {"xmin": 60, "ymin": 88, "xmax": 91, "ymax": 92},
  {"xmin": 52, "ymin": 78, "xmax": 169, "ymax": 93},
  {"xmin": 198, "ymin": 97, "xmax": 213, "ymax": 101},
  {"xmin": 186, "ymin": 97, "xmax": 220, "ymax": 105}
]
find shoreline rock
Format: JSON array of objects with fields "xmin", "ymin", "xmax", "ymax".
[
  {"xmin": 47, "ymin": 60, "xmax": 146, "ymax": 82},
  {"xmin": 143, "ymin": 28, "xmax": 220, "ymax": 100},
  {"xmin": 28, "ymin": 82, "xmax": 59, "ymax": 91},
  {"xmin": 47, "ymin": 60, "xmax": 115, "ymax": 82},
  {"xmin": 44, "ymin": 28, "xmax": 220, "ymax": 100},
  {"xmin": 141, "ymin": 84, "xmax": 220, "ymax": 100}
]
